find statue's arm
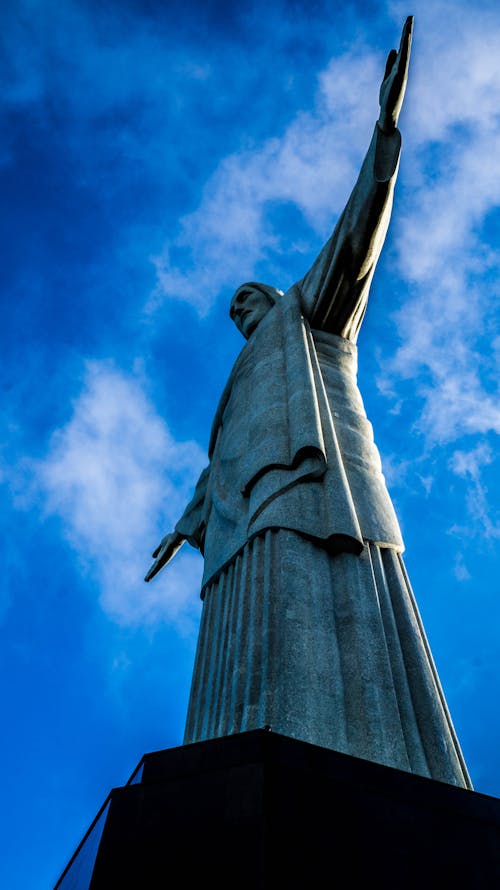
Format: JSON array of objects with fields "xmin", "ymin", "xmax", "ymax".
[
  {"xmin": 297, "ymin": 17, "xmax": 413, "ymax": 341},
  {"xmin": 144, "ymin": 465, "xmax": 210, "ymax": 582}
]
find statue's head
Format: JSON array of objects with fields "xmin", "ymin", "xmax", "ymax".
[{"xmin": 229, "ymin": 282, "xmax": 283, "ymax": 339}]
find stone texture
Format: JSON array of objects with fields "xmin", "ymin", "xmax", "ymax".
[
  {"xmin": 147, "ymin": 18, "xmax": 472, "ymax": 790},
  {"xmin": 184, "ymin": 532, "xmax": 470, "ymax": 788}
]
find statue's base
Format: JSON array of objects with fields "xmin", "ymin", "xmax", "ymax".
[{"xmin": 57, "ymin": 729, "xmax": 500, "ymax": 888}]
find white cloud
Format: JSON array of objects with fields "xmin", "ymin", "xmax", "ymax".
[
  {"xmin": 151, "ymin": 50, "xmax": 381, "ymax": 313},
  {"xmin": 453, "ymin": 552, "xmax": 471, "ymax": 583},
  {"xmin": 448, "ymin": 443, "xmax": 499, "ymax": 541},
  {"xmin": 450, "ymin": 442, "xmax": 494, "ymax": 481},
  {"xmin": 37, "ymin": 362, "xmax": 206, "ymax": 630},
  {"xmin": 382, "ymin": 0, "xmax": 500, "ymax": 447},
  {"xmin": 391, "ymin": 0, "xmax": 500, "ymax": 146}
]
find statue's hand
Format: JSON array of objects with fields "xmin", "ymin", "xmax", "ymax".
[
  {"xmin": 378, "ymin": 16, "xmax": 413, "ymax": 134},
  {"xmin": 144, "ymin": 531, "xmax": 185, "ymax": 582}
]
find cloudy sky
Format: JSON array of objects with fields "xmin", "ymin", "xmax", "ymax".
[{"xmin": 1, "ymin": 0, "xmax": 499, "ymax": 885}]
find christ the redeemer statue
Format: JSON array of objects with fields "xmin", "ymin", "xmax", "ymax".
[{"xmin": 146, "ymin": 18, "xmax": 471, "ymax": 789}]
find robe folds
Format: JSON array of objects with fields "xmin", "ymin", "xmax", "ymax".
[
  {"xmin": 177, "ymin": 288, "xmax": 404, "ymax": 590},
  {"xmin": 175, "ymin": 122, "xmax": 472, "ymax": 788}
]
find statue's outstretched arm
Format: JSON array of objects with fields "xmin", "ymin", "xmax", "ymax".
[
  {"xmin": 145, "ymin": 465, "xmax": 210, "ymax": 582},
  {"xmin": 298, "ymin": 17, "xmax": 413, "ymax": 341}
]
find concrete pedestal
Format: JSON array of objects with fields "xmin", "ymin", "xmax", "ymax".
[{"xmin": 56, "ymin": 730, "xmax": 500, "ymax": 888}]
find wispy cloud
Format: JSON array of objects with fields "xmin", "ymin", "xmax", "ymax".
[
  {"xmin": 151, "ymin": 50, "xmax": 381, "ymax": 312},
  {"xmin": 36, "ymin": 362, "xmax": 206, "ymax": 630},
  {"xmin": 448, "ymin": 443, "xmax": 499, "ymax": 541},
  {"xmin": 382, "ymin": 0, "xmax": 500, "ymax": 447},
  {"xmin": 453, "ymin": 552, "xmax": 471, "ymax": 583}
]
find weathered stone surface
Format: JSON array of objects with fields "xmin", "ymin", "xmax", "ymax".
[{"xmin": 145, "ymin": 18, "xmax": 472, "ymax": 789}]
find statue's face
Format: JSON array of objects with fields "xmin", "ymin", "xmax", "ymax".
[{"xmin": 230, "ymin": 287, "xmax": 272, "ymax": 339}]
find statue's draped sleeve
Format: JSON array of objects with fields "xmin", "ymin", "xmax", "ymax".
[
  {"xmin": 297, "ymin": 123, "xmax": 402, "ymax": 341},
  {"xmin": 174, "ymin": 465, "xmax": 210, "ymax": 554}
]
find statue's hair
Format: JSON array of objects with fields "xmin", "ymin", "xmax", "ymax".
[{"xmin": 229, "ymin": 282, "xmax": 284, "ymax": 319}]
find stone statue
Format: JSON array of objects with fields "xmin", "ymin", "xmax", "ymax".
[{"xmin": 146, "ymin": 17, "xmax": 472, "ymax": 789}]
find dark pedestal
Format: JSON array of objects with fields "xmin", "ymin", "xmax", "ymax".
[{"xmin": 57, "ymin": 730, "xmax": 500, "ymax": 889}]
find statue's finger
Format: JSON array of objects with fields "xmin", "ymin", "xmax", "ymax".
[
  {"xmin": 145, "ymin": 544, "xmax": 175, "ymax": 581},
  {"xmin": 397, "ymin": 16, "xmax": 413, "ymax": 73},
  {"xmin": 400, "ymin": 15, "xmax": 414, "ymax": 45},
  {"xmin": 144, "ymin": 562, "xmax": 158, "ymax": 582}
]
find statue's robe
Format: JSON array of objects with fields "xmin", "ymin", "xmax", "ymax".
[{"xmin": 176, "ymin": 123, "xmax": 472, "ymax": 788}]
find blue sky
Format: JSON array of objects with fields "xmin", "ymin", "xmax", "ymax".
[{"xmin": 1, "ymin": 0, "xmax": 499, "ymax": 886}]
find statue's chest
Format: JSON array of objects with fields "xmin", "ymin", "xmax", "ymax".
[{"xmin": 217, "ymin": 345, "xmax": 254, "ymax": 462}]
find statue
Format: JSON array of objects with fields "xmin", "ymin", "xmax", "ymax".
[{"xmin": 146, "ymin": 17, "xmax": 472, "ymax": 789}]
